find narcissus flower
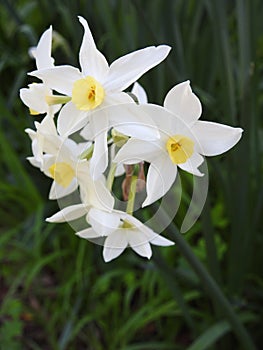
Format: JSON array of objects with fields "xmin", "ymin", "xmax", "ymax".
[
  {"xmin": 29, "ymin": 16, "xmax": 170, "ymax": 178},
  {"xmin": 76, "ymin": 208, "xmax": 174, "ymax": 262},
  {"xmin": 114, "ymin": 81, "xmax": 243, "ymax": 206},
  {"xmin": 26, "ymin": 124, "xmax": 111, "ymax": 202},
  {"xmin": 20, "ymin": 26, "xmax": 62, "ymax": 116}
]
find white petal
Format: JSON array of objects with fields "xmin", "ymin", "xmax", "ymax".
[
  {"xmin": 124, "ymin": 213, "xmax": 174, "ymax": 246},
  {"xmin": 114, "ymin": 138, "xmax": 162, "ymax": 164},
  {"xmin": 76, "ymin": 227, "xmax": 101, "ymax": 239},
  {"xmin": 103, "ymin": 230, "xmax": 128, "ymax": 262},
  {"xmin": 192, "ymin": 121, "xmax": 243, "ymax": 156},
  {"xmin": 88, "ymin": 208, "xmax": 121, "ymax": 236},
  {"xmin": 78, "ymin": 168, "xmax": 114, "ymax": 212},
  {"xmin": 164, "ymin": 81, "xmax": 202, "ymax": 125},
  {"xmin": 89, "ymin": 111, "xmax": 109, "ymax": 179},
  {"xmin": 20, "ymin": 84, "xmax": 50, "ymax": 114},
  {"xmin": 178, "ymin": 152, "xmax": 204, "ymax": 176},
  {"xmin": 33, "ymin": 26, "xmax": 54, "ymax": 70},
  {"xmin": 104, "ymin": 91, "xmax": 133, "ymax": 106},
  {"xmin": 109, "ymin": 103, "xmax": 160, "ymax": 141},
  {"xmin": 29, "ymin": 66, "xmax": 81, "ymax": 96},
  {"xmin": 131, "ymin": 82, "xmax": 148, "ymax": 104},
  {"xmin": 143, "ymin": 155, "xmax": 177, "ymax": 207},
  {"xmin": 129, "ymin": 103, "xmax": 178, "ymax": 137},
  {"xmin": 80, "ymin": 122, "xmax": 93, "ymax": 140},
  {"xmin": 78, "ymin": 16, "xmax": 109, "ymax": 81},
  {"xmin": 91, "ymin": 179, "xmax": 115, "ymax": 211},
  {"xmin": 149, "ymin": 234, "xmax": 174, "ymax": 246},
  {"xmin": 127, "ymin": 230, "xmax": 152, "ymax": 259},
  {"xmin": 143, "ymin": 228, "xmax": 175, "ymax": 246},
  {"xmin": 27, "ymin": 156, "xmax": 41, "ymax": 168},
  {"xmin": 48, "ymin": 179, "xmax": 78, "ymax": 200},
  {"xmin": 105, "ymin": 45, "xmax": 171, "ymax": 91},
  {"xmin": 57, "ymin": 102, "xmax": 88, "ymax": 137},
  {"xmin": 38, "ymin": 114, "xmax": 57, "ymax": 136},
  {"xmin": 46, "ymin": 203, "xmax": 87, "ymax": 223}
]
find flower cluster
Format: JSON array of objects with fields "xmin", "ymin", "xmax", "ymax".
[{"xmin": 20, "ymin": 16, "xmax": 243, "ymax": 262}]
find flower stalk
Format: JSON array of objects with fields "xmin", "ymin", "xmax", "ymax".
[{"xmin": 126, "ymin": 174, "xmax": 137, "ymax": 216}]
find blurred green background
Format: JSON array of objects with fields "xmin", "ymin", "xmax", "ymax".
[{"xmin": 0, "ymin": 0, "xmax": 262, "ymax": 349}]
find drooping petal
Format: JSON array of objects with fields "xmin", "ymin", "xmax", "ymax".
[
  {"xmin": 46, "ymin": 203, "xmax": 87, "ymax": 223},
  {"xmin": 89, "ymin": 179, "xmax": 115, "ymax": 211},
  {"xmin": 89, "ymin": 111, "xmax": 109, "ymax": 179},
  {"xmin": 103, "ymin": 230, "xmax": 128, "ymax": 262},
  {"xmin": 78, "ymin": 16, "xmax": 109, "ymax": 81},
  {"xmin": 105, "ymin": 45, "xmax": 171, "ymax": 91},
  {"xmin": 87, "ymin": 208, "xmax": 121, "ymax": 236},
  {"xmin": 48, "ymin": 178, "xmax": 78, "ymax": 200},
  {"xmin": 164, "ymin": 81, "xmax": 202, "ymax": 125},
  {"xmin": 33, "ymin": 26, "xmax": 54, "ymax": 70},
  {"xmin": 148, "ymin": 234, "xmax": 175, "ymax": 246},
  {"xmin": 114, "ymin": 138, "xmax": 162, "ymax": 165},
  {"xmin": 143, "ymin": 155, "xmax": 177, "ymax": 207},
  {"xmin": 78, "ymin": 166, "xmax": 114, "ymax": 212},
  {"xmin": 109, "ymin": 103, "xmax": 160, "ymax": 141},
  {"xmin": 131, "ymin": 82, "xmax": 148, "ymax": 104},
  {"xmin": 57, "ymin": 102, "xmax": 88, "ymax": 137},
  {"xmin": 127, "ymin": 230, "xmax": 152, "ymax": 259},
  {"xmin": 178, "ymin": 151, "xmax": 204, "ymax": 176},
  {"xmin": 29, "ymin": 66, "xmax": 81, "ymax": 96},
  {"xmin": 142, "ymin": 226, "xmax": 175, "ymax": 246},
  {"xmin": 191, "ymin": 121, "xmax": 243, "ymax": 156}
]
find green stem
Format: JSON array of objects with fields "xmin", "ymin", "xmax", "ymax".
[
  {"xmin": 126, "ymin": 175, "xmax": 137, "ymax": 215},
  {"xmin": 166, "ymin": 223, "xmax": 256, "ymax": 350},
  {"xmin": 106, "ymin": 162, "xmax": 117, "ymax": 191}
]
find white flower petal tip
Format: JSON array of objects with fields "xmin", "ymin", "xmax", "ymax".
[
  {"xmin": 149, "ymin": 234, "xmax": 175, "ymax": 247},
  {"xmin": 192, "ymin": 121, "xmax": 244, "ymax": 156},
  {"xmin": 45, "ymin": 204, "xmax": 87, "ymax": 223},
  {"xmin": 75, "ymin": 228, "xmax": 100, "ymax": 239},
  {"xmin": 131, "ymin": 82, "xmax": 148, "ymax": 104},
  {"xmin": 164, "ymin": 80, "xmax": 202, "ymax": 124}
]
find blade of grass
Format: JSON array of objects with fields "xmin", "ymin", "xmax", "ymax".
[{"xmin": 186, "ymin": 312, "xmax": 257, "ymax": 350}]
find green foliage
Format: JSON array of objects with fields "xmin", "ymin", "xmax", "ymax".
[{"xmin": 0, "ymin": 0, "xmax": 262, "ymax": 349}]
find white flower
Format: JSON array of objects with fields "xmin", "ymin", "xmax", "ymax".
[
  {"xmin": 26, "ymin": 125, "xmax": 106, "ymax": 201},
  {"xmin": 25, "ymin": 113, "xmax": 58, "ymax": 166},
  {"xmin": 114, "ymin": 81, "xmax": 243, "ymax": 206},
  {"xmin": 29, "ymin": 16, "xmax": 170, "ymax": 178},
  {"xmin": 75, "ymin": 208, "xmax": 174, "ymax": 262},
  {"xmin": 41, "ymin": 138, "xmax": 88, "ymax": 199},
  {"xmin": 20, "ymin": 26, "xmax": 62, "ymax": 115}
]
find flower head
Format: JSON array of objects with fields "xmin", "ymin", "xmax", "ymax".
[
  {"xmin": 114, "ymin": 81, "xmax": 243, "ymax": 206},
  {"xmin": 28, "ymin": 16, "xmax": 170, "ymax": 178},
  {"xmin": 76, "ymin": 208, "xmax": 174, "ymax": 262}
]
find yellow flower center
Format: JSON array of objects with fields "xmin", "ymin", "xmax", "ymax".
[
  {"xmin": 166, "ymin": 134, "xmax": 194, "ymax": 164},
  {"xmin": 71, "ymin": 76, "xmax": 105, "ymax": 111},
  {"xmin": 49, "ymin": 162, "xmax": 75, "ymax": 188}
]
